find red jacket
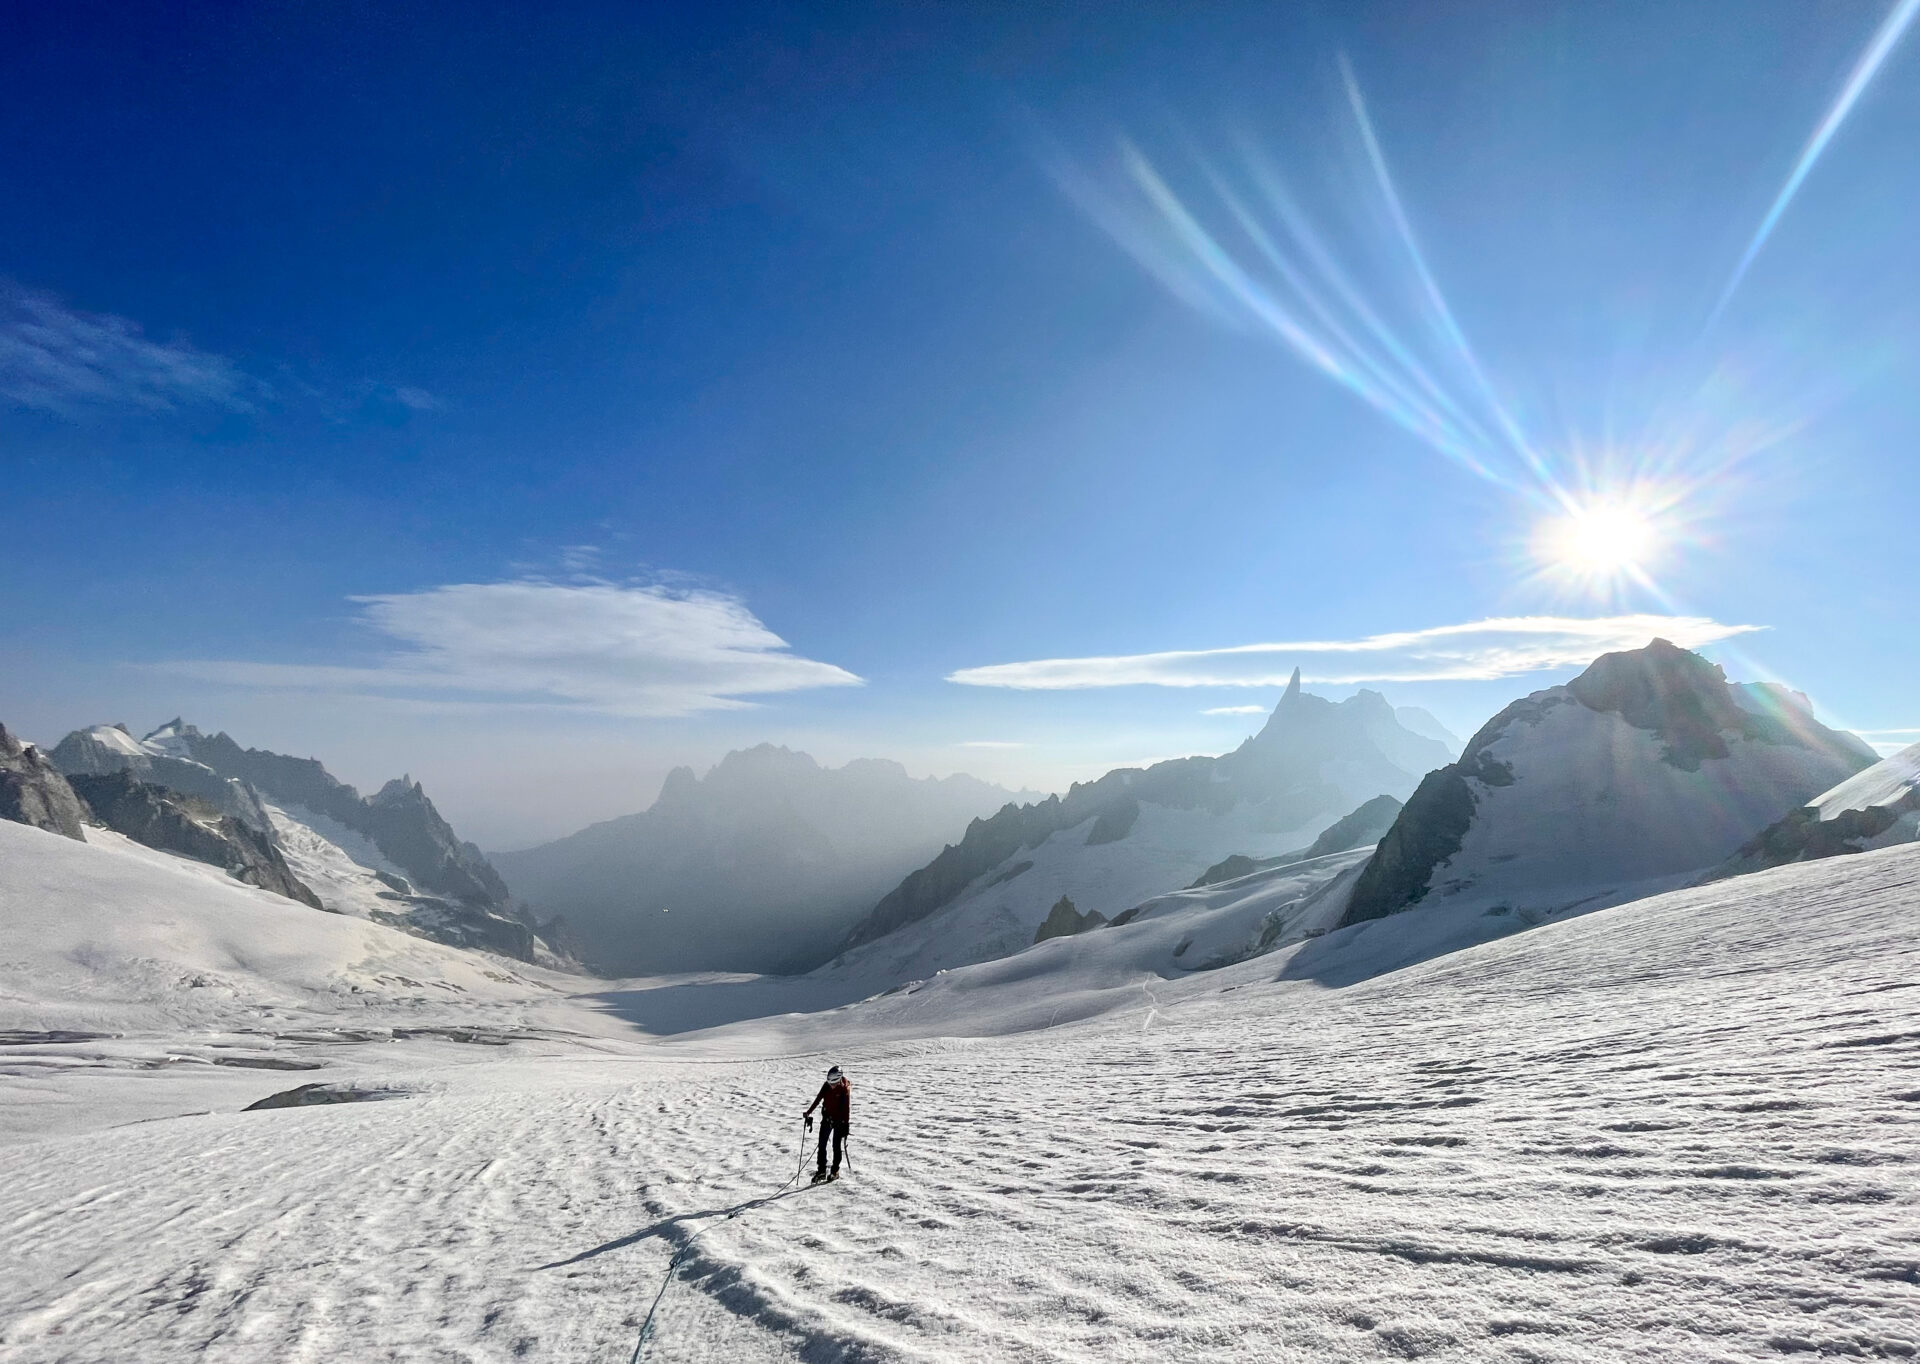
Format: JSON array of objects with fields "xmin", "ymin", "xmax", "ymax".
[{"xmin": 807, "ymin": 1078, "xmax": 851, "ymax": 1125}]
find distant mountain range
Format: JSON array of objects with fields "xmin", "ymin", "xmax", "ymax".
[
  {"xmin": 492, "ymin": 746, "xmax": 1036, "ymax": 975},
  {"xmin": 824, "ymin": 672, "xmax": 1458, "ymax": 984}
]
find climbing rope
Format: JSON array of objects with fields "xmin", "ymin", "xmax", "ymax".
[{"xmin": 627, "ymin": 1116, "xmax": 814, "ymax": 1363}]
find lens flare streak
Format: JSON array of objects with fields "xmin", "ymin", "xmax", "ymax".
[
  {"xmin": 1063, "ymin": 60, "xmax": 1546, "ymax": 492},
  {"xmin": 1708, "ymin": 0, "xmax": 1920, "ymax": 325}
]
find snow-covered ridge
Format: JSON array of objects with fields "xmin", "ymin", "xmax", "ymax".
[
  {"xmin": 43, "ymin": 719, "xmax": 568, "ymax": 966},
  {"xmin": 839, "ymin": 673, "xmax": 1452, "ymax": 976}
]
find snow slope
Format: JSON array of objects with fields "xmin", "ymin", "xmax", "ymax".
[
  {"xmin": 4, "ymin": 817, "xmax": 1917, "ymax": 1361},
  {"xmin": 0, "ymin": 820, "xmax": 567, "ymax": 1039},
  {"xmin": 1818, "ymin": 738, "xmax": 1920, "ymax": 823},
  {"xmin": 821, "ymin": 801, "xmax": 1349, "ymax": 988}
]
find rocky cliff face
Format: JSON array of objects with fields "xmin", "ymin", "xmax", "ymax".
[
  {"xmin": 1032, "ymin": 895, "xmax": 1106, "ymax": 944},
  {"xmin": 0, "ymin": 724, "xmax": 91, "ymax": 841},
  {"xmin": 1342, "ymin": 640, "xmax": 1875, "ymax": 927},
  {"xmin": 50, "ymin": 724, "xmax": 274, "ymax": 829},
  {"xmin": 65, "ymin": 771, "xmax": 322, "ymax": 908}
]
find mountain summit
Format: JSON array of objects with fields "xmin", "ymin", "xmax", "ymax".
[{"xmin": 1342, "ymin": 639, "xmax": 1875, "ymax": 928}]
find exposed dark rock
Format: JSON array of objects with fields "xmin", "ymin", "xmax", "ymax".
[
  {"xmin": 66, "ymin": 771, "xmax": 323, "ymax": 908},
  {"xmin": 161, "ymin": 726, "xmax": 513, "ymax": 909},
  {"xmin": 1190, "ymin": 854, "xmax": 1262, "ymax": 888},
  {"xmin": 1304, "ymin": 794, "xmax": 1405, "ymax": 858},
  {"xmin": 1085, "ymin": 798, "xmax": 1140, "ymax": 845},
  {"xmin": 0, "ymin": 724, "xmax": 91, "ymax": 841},
  {"xmin": 1712, "ymin": 783, "xmax": 1920, "ymax": 880},
  {"xmin": 986, "ymin": 860, "xmax": 1034, "ymax": 887},
  {"xmin": 1033, "ymin": 895, "xmax": 1106, "ymax": 944},
  {"xmin": 244, "ymin": 1083, "xmax": 408, "ymax": 1111},
  {"xmin": 1342, "ymin": 769, "xmax": 1478, "ymax": 924}
]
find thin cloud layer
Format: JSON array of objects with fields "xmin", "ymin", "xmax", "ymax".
[
  {"xmin": 949, "ymin": 615, "xmax": 1763, "ymax": 690},
  {"xmin": 0, "ymin": 285, "xmax": 259, "ymax": 415},
  {"xmin": 155, "ymin": 580, "xmax": 863, "ymax": 717}
]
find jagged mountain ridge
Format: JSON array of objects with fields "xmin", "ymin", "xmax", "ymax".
[
  {"xmin": 142, "ymin": 721, "xmax": 510, "ymax": 907},
  {"xmin": 1342, "ymin": 639, "xmax": 1876, "ymax": 928},
  {"xmin": 51, "ymin": 724, "xmax": 275, "ymax": 830},
  {"xmin": 45, "ymin": 720, "xmax": 564, "ymax": 965},
  {"xmin": 831, "ymin": 673, "xmax": 1453, "ymax": 982},
  {"xmin": 491, "ymin": 744, "xmax": 1034, "ymax": 976}
]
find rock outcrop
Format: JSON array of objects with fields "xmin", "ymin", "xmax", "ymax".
[
  {"xmin": 1033, "ymin": 894, "xmax": 1107, "ymax": 944},
  {"xmin": 46, "ymin": 719, "xmax": 566, "ymax": 967},
  {"xmin": 0, "ymin": 724, "xmax": 91, "ymax": 841},
  {"xmin": 65, "ymin": 770, "xmax": 323, "ymax": 908},
  {"xmin": 153, "ymin": 724, "xmax": 511, "ymax": 908},
  {"xmin": 1710, "ymin": 740, "xmax": 1920, "ymax": 879}
]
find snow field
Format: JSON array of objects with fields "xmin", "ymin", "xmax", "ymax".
[{"xmin": 4, "ymin": 842, "xmax": 1918, "ymax": 1361}]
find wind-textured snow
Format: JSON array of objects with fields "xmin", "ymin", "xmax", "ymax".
[{"xmin": 4, "ymin": 811, "xmax": 1918, "ymax": 1361}]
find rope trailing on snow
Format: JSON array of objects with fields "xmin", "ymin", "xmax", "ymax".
[{"xmin": 627, "ymin": 1117, "xmax": 813, "ymax": 1363}]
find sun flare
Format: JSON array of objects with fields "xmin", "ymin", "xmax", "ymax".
[{"xmin": 1538, "ymin": 498, "xmax": 1662, "ymax": 581}]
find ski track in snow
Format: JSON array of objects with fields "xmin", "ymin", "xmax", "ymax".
[{"xmin": 5, "ymin": 848, "xmax": 1920, "ymax": 1362}]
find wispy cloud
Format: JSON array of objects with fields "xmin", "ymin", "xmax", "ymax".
[
  {"xmin": 957, "ymin": 740, "xmax": 1028, "ymax": 749},
  {"xmin": 392, "ymin": 386, "xmax": 439, "ymax": 411},
  {"xmin": 1860, "ymin": 727, "xmax": 1920, "ymax": 757},
  {"xmin": 1202, "ymin": 705, "xmax": 1270, "ymax": 716},
  {"xmin": 949, "ymin": 615, "xmax": 1763, "ymax": 690},
  {"xmin": 0, "ymin": 284, "xmax": 261, "ymax": 416},
  {"xmin": 151, "ymin": 579, "xmax": 862, "ymax": 717}
]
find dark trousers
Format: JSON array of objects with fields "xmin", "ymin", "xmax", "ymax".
[{"xmin": 815, "ymin": 1118, "xmax": 847, "ymax": 1176}]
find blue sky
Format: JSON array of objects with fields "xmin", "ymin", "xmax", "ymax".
[{"xmin": 4, "ymin": 1, "xmax": 1917, "ymax": 847}]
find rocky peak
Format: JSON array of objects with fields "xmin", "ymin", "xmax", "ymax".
[
  {"xmin": 0, "ymin": 723, "xmax": 91, "ymax": 841},
  {"xmin": 1565, "ymin": 638, "xmax": 1864, "ymax": 772},
  {"xmin": 654, "ymin": 765, "xmax": 699, "ymax": 809}
]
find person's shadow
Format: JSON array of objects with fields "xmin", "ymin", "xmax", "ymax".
[{"xmin": 533, "ymin": 1184, "xmax": 814, "ymax": 1271}]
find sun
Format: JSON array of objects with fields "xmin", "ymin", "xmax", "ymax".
[{"xmin": 1537, "ymin": 496, "xmax": 1661, "ymax": 582}]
